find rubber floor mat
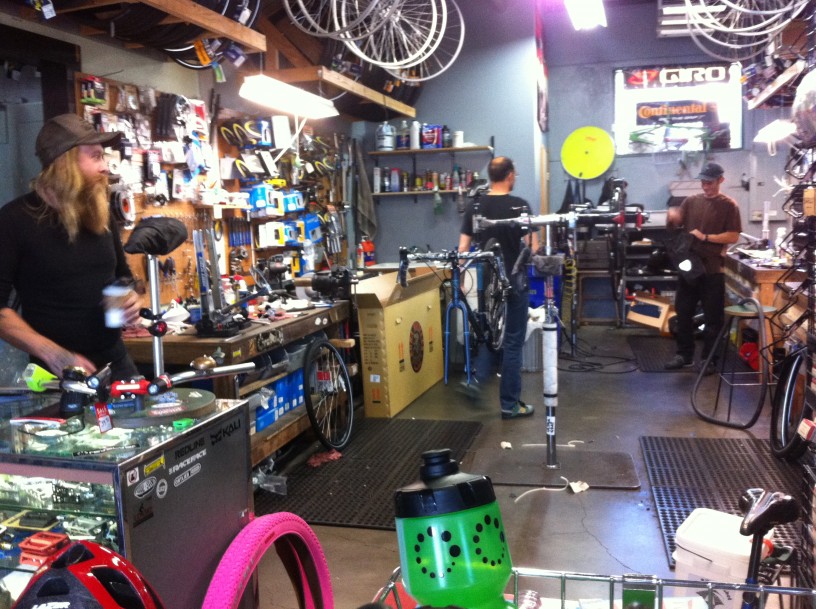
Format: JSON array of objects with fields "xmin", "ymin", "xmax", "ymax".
[
  {"xmin": 640, "ymin": 436, "xmax": 802, "ymax": 568},
  {"xmin": 255, "ymin": 418, "xmax": 482, "ymax": 530},
  {"xmin": 628, "ymin": 335, "xmax": 692, "ymax": 373}
]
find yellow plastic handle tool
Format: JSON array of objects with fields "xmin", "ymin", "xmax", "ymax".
[{"xmin": 22, "ymin": 364, "xmax": 58, "ymax": 392}]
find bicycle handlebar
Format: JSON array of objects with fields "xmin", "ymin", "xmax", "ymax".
[
  {"xmin": 397, "ymin": 247, "xmax": 504, "ymax": 288},
  {"xmin": 147, "ymin": 363, "xmax": 255, "ymax": 395}
]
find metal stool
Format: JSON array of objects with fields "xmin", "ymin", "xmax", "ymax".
[{"xmin": 691, "ymin": 297, "xmax": 777, "ymax": 429}]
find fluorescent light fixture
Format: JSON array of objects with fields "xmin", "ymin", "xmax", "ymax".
[
  {"xmin": 753, "ymin": 119, "xmax": 796, "ymax": 144},
  {"xmin": 239, "ymin": 74, "xmax": 339, "ymax": 119},
  {"xmin": 565, "ymin": 0, "xmax": 607, "ymax": 30}
]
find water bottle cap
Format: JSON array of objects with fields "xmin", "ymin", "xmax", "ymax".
[{"xmin": 394, "ymin": 449, "xmax": 496, "ymax": 518}]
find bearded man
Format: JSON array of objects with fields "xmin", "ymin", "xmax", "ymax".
[{"xmin": 0, "ymin": 114, "xmax": 142, "ymax": 379}]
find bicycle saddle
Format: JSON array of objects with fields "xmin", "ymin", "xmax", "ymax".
[{"xmin": 738, "ymin": 488, "xmax": 799, "ymax": 537}]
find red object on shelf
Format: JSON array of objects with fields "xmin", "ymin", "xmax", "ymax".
[{"xmin": 19, "ymin": 531, "xmax": 70, "ymax": 567}]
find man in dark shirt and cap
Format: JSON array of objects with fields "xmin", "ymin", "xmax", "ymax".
[
  {"xmin": 664, "ymin": 162, "xmax": 742, "ymax": 373},
  {"xmin": 0, "ymin": 114, "xmax": 142, "ymax": 379}
]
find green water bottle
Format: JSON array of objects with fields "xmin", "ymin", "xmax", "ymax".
[{"xmin": 394, "ymin": 449, "xmax": 513, "ymax": 609}]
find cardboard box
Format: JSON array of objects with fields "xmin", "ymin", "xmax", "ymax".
[
  {"xmin": 626, "ymin": 293, "xmax": 674, "ymax": 336},
  {"xmin": 357, "ymin": 268, "xmax": 443, "ymax": 418}
]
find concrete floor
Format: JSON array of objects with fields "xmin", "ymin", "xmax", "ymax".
[{"xmin": 259, "ymin": 325, "xmax": 776, "ymax": 608}]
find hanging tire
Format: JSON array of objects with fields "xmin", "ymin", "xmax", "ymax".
[{"xmin": 770, "ymin": 348, "xmax": 809, "ymax": 460}]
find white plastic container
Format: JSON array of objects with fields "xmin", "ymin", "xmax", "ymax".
[
  {"xmin": 673, "ymin": 508, "xmax": 774, "ymax": 609},
  {"xmin": 376, "ymin": 121, "xmax": 395, "ymax": 151},
  {"xmin": 409, "ymin": 120, "xmax": 421, "ymax": 150}
]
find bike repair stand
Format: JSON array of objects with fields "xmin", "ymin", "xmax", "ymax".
[{"xmin": 466, "ymin": 212, "xmax": 640, "ymax": 489}]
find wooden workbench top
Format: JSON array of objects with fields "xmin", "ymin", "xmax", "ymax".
[{"xmin": 124, "ymin": 301, "xmax": 350, "ymax": 366}]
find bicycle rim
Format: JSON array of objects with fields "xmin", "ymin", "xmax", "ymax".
[
  {"xmin": 304, "ymin": 338, "xmax": 354, "ymax": 451},
  {"xmin": 485, "ymin": 265, "xmax": 508, "ymax": 353},
  {"xmin": 202, "ymin": 512, "xmax": 334, "ymax": 609},
  {"xmin": 341, "ymin": 0, "xmax": 441, "ymax": 69},
  {"xmin": 384, "ymin": 0, "xmax": 464, "ymax": 82},
  {"xmin": 770, "ymin": 350, "xmax": 808, "ymax": 460}
]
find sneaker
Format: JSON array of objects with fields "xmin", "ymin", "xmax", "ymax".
[
  {"xmin": 501, "ymin": 401, "xmax": 535, "ymax": 419},
  {"xmin": 664, "ymin": 355, "xmax": 693, "ymax": 370}
]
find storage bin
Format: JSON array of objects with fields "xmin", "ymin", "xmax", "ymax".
[
  {"xmin": 673, "ymin": 508, "xmax": 774, "ymax": 609},
  {"xmin": 522, "ymin": 328, "xmax": 542, "ymax": 372}
]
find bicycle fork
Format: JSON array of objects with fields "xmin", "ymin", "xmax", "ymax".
[{"xmin": 445, "ymin": 299, "xmax": 473, "ymax": 385}]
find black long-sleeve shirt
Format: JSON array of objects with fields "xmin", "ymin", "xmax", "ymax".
[{"xmin": 0, "ymin": 192, "xmax": 132, "ymax": 364}]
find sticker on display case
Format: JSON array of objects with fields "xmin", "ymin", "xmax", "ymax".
[
  {"xmin": 370, "ymin": 374, "xmax": 381, "ymax": 383},
  {"xmin": 156, "ymin": 479, "xmax": 168, "ymax": 499},
  {"xmin": 209, "ymin": 417, "xmax": 242, "ymax": 447},
  {"xmin": 144, "ymin": 455, "xmax": 165, "ymax": 476},
  {"xmin": 174, "ymin": 463, "xmax": 202, "ymax": 488},
  {"xmin": 133, "ymin": 500, "xmax": 154, "ymax": 527},
  {"xmin": 126, "ymin": 468, "xmax": 139, "ymax": 487},
  {"xmin": 134, "ymin": 477, "xmax": 157, "ymax": 500}
]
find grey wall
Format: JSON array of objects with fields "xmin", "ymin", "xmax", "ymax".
[
  {"xmin": 362, "ymin": 0, "xmax": 541, "ymax": 261},
  {"xmin": 542, "ymin": 2, "xmax": 789, "ymax": 236}
]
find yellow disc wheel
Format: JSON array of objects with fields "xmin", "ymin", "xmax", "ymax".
[{"xmin": 560, "ymin": 126, "xmax": 615, "ymax": 180}]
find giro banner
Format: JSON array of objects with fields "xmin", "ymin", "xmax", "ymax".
[{"xmin": 614, "ymin": 62, "xmax": 742, "ymax": 154}]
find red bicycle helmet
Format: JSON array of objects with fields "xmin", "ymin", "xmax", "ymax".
[{"xmin": 12, "ymin": 540, "xmax": 165, "ymax": 609}]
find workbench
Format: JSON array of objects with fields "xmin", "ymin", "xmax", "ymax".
[
  {"xmin": 724, "ymin": 253, "xmax": 791, "ymax": 309},
  {"xmin": 124, "ymin": 301, "xmax": 351, "ymax": 464}
]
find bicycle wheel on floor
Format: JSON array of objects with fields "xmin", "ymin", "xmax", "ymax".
[
  {"xmin": 304, "ymin": 337, "xmax": 354, "ymax": 450},
  {"xmin": 770, "ymin": 348, "xmax": 809, "ymax": 460}
]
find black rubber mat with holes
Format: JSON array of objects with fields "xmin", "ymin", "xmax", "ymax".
[
  {"xmin": 628, "ymin": 336, "xmax": 692, "ymax": 373},
  {"xmin": 255, "ymin": 418, "xmax": 482, "ymax": 530},
  {"xmin": 640, "ymin": 436, "xmax": 802, "ymax": 568}
]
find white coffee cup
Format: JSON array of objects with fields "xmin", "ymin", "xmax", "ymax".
[
  {"xmin": 102, "ymin": 284, "xmax": 133, "ymax": 328},
  {"xmin": 452, "ymin": 131, "xmax": 464, "ymax": 148}
]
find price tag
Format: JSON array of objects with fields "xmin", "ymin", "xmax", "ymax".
[{"xmin": 95, "ymin": 403, "xmax": 113, "ymax": 433}]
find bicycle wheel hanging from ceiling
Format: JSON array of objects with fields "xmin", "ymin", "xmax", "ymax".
[
  {"xmin": 332, "ymin": 0, "xmax": 403, "ymax": 42},
  {"xmin": 384, "ymin": 0, "xmax": 464, "ymax": 82},
  {"xmin": 283, "ymin": 0, "xmax": 392, "ymax": 40},
  {"xmin": 341, "ymin": 0, "xmax": 444, "ymax": 69},
  {"xmin": 680, "ymin": 0, "xmax": 809, "ymax": 61}
]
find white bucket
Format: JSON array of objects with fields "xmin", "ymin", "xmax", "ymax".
[{"xmin": 672, "ymin": 508, "xmax": 776, "ymax": 609}]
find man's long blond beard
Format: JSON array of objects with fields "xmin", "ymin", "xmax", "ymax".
[{"xmin": 33, "ymin": 149, "xmax": 110, "ymax": 242}]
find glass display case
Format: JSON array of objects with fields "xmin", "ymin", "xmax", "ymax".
[{"xmin": 0, "ymin": 396, "xmax": 251, "ymax": 609}]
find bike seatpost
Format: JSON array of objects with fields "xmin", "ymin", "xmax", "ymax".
[{"xmin": 738, "ymin": 488, "xmax": 799, "ymax": 609}]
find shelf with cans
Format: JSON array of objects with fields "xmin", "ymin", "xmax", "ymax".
[{"xmin": 368, "ymin": 138, "xmax": 494, "ymax": 204}]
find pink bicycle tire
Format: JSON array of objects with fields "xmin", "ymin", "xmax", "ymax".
[{"xmin": 202, "ymin": 512, "xmax": 334, "ymax": 609}]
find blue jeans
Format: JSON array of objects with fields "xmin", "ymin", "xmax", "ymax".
[{"xmin": 474, "ymin": 287, "xmax": 529, "ymax": 411}]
